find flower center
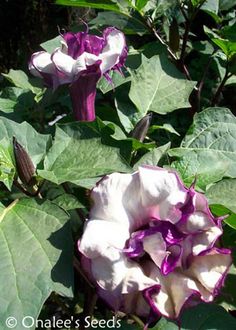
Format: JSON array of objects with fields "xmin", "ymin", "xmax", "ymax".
[{"xmin": 123, "ymin": 220, "xmax": 185, "ymax": 275}]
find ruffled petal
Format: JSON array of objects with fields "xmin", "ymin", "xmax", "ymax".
[
  {"xmin": 187, "ymin": 248, "xmax": 232, "ymax": 294},
  {"xmin": 191, "ymin": 225, "xmax": 222, "ymax": 255},
  {"xmin": 139, "ymin": 166, "xmax": 187, "ymax": 223},
  {"xmin": 143, "ymin": 232, "xmax": 167, "ymax": 269},
  {"xmin": 63, "ymin": 31, "xmax": 86, "ymax": 59},
  {"xmin": 79, "ymin": 219, "xmax": 129, "ymax": 258},
  {"xmin": 99, "ymin": 27, "xmax": 127, "ymax": 74},
  {"xmin": 30, "ymin": 51, "xmax": 54, "ymax": 74},
  {"xmin": 90, "ymin": 172, "xmax": 143, "ymax": 230},
  {"xmin": 143, "ymin": 261, "xmax": 212, "ymax": 319},
  {"xmin": 84, "ymin": 34, "xmax": 105, "ymax": 55},
  {"xmin": 91, "ymin": 251, "xmax": 155, "ymax": 292},
  {"xmin": 51, "ymin": 48, "xmax": 76, "ymax": 77}
]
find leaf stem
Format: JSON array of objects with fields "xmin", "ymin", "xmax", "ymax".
[
  {"xmin": 211, "ymin": 65, "xmax": 232, "ymax": 106},
  {"xmin": 145, "ymin": 17, "xmax": 192, "ymax": 80},
  {"xmin": 145, "ymin": 17, "xmax": 177, "ymax": 61},
  {"xmin": 195, "ymin": 53, "xmax": 215, "ymax": 111}
]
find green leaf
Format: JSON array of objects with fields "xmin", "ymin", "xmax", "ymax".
[
  {"xmin": 201, "ymin": 0, "xmax": 219, "ymax": 15},
  {"xmin": 210, "ymin": 204, "xmax": 236, "ymax": 229},
  {"xmin": 0, "ymin": 98, "xmax": 17, "ymax": 113},
  {"xmin": 0, "ymin": 88, "xmax": 35, "ymax": 118},
  {"xmin": 133, "ymin": 142, "xmax": 171, "ymax": 169},
  {"xmin": 180, "ymin": 303, "xmax": 236, "ymax": 329},
  {"xmin": 152, "ymin": 317, "xmax": 178, "ymax": 330},
  {"xmin": 97, "ymin": 70, "xmax": 131, "ymax": 94},
  {"xmin": 169, "ymin": 107, "xmax": 236, "ymax": 190},
  {"xmin": 129, "ymin": 55, "xmax": 196, "ymax": 115},
  {"xmin": 218, "ymin": 263, "xmax": 236, "ymax": 311},
  {"xmin": 219, "ymin": 0, "xmax": 236, "ymax": 11},
  {"xmin": 2, "ymin": 69, "xmax": 42, "ymax": 96},
  {"xmin": 149, "ymin": 124, "xmax": 180, "ymax": 136},
  {"xmin": 206, "ymin": 179, "xmax": 236, "ymax": 229},
  {"xmin": 38, "ymin": 121, "xmax": 131, "ymax": 186},
  {"xmin": 89, "ymin": 11, "xmax": 147, "ymax": 35},
  {"xmin": 0, "ymin": 140, "xmax": 15, "ymax": 189},
  {"xmin": 135, "ymin": 0, "xmax": 148, "ymax": 11},
  {"xmin": 40, "ymin": 35, "xmax": 63, "ymax": 53},
  {"xmin": 0, "ymin": 116, "xmax": 51, "ymax": 172},
  {"xmin": 53, "ymin": 193, "xmax": 84, "ymax": 210},
  {"xmin": 206, "ymin": 179, "xmax": 236, "ymax": 214},
  {"xmin": 55, "ymin": 0, "xmax": 120, "ymax": 12},
  {"xmin": 204, "ymin": 25, "xmax": 236, "ymax": 58},
  {"xmin": 115, "ymin": 88, "xmax": 143, "ymax": 133},
  {"xmin": 0, "ymin": 198, "xmax": 73, "ymax": 330}
]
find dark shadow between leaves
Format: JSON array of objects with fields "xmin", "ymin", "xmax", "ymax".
[{"xmin": 48, "ymin": 220, "xmax": 74, "ymax": 291}]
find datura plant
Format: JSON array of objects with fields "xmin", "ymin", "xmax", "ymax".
[
  {"xmin": 1, "ymin": 0, "xmax": 236, "ymax": 329},
  {"xmin": 29, "ymin": 27, "xmax": 127, "ymax": 121},
  {"xmin": 79, "ymin": 166, "xmax": 232, "ymax": 324}
]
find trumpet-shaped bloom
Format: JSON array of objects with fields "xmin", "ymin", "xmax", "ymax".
[
  {"xmin": 79, "ymin": 166, "xmax": 231, "ymax": 321},
  {"xmin": 29, "ymin": 27, "xmax": 127, "ymax": 121}
]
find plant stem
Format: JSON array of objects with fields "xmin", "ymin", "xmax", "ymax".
[
  {"xmin": 211, "ymin": 66, "xmax": 232, "ymax": 106},
  {"xmin": 73, "ymin": 256, "xmax": 94, "ymax": 289},
  {"xmin": 195, "ymin": 54, "xmax": 214, "ymax": 111},
  {"xmin": 13, "ymin": 179, "xmax": 43, "ymax": 198},
  {"xmin": 145, "ymin": 17, "xmax": 177, "ymax": 61},
  {"xmin": 145, "ymin": 17, "xmax": 192, "ymax": 80}
]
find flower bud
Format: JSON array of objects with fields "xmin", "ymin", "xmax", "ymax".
[
  {"xmin": 13, "ymin": 137, "xmax": 36, "ymax": 186},
  {"xmin": 131, "ymin": 113, "xmax": 152, "ymax": 142}
]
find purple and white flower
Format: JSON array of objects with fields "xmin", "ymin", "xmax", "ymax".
[
  {"xmin": 79, "ymin": 166, "xmax": 231, "ymax": 321},
  {"xmin": 29, "ymin": 27, "xmax": 127, "ymax": 121}
]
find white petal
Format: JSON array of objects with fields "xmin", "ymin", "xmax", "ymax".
[
  {"xmin": 187, "ymin": 211, "xmax": 214, "ymax": 232},
  {"xmin": 31, "ymin": 51, "xmax": 54, "ymax": 74},
  {"xmin": 139, "ymin": 166, "xmax": 187, "ymax": 223},
  {"xmin": 143, "ymin": 232, "xmax": 167, "ymax": 268},
  {"xmin": 192, "ymin": 226, "xmax": 222, "ymax": 255},
  {"xmin": 99, "ymin": 29, "xmax": 125, "ymax": 74},
  {"xmin": 144, "ymin": 261, "xmax": 212, "ymax": 318},
  {"xmin": 84, "ymin": 52, "xmax": 99, "ymax": 66},
  {"xmin": 90, "ymin": 172, "xmax": 144, "ymax": 230},
  {"xmin": 91, "ymin": 249, "xmax": 155, "ymax": 292},
  {"xmin": 52, "ymin": 48, "xmax": 76, "ymax": 76},
  {"xmin": 188, "ymin": 251, "xmax": 232, "ymax": 292},
  {"xmin": 79, "ymin": 219, "xmax": 129, "ymax": 258}
]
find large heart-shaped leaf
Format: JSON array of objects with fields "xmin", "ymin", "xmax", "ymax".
[
  {"xmin": 38, "ymin": 121, "xmax": 131, "ymax": 186},
  {"xmin": 129, "ymin": 55, "xmax": 196, "ymax": 115},
  {"xmin": 169, "ymin": 107, "xmax": 236, "ymax": 189},
  {"xmin": 0, "ymin": 198, "xmax": 73, "ymax": 330}
]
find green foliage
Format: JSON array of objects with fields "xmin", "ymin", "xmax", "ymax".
[
  {"xmin": 169, "ymin": 107, "xmax": 236, "ymax": 189},
  {"xmin": 129, "ymin": 55, "xmax": 196, "ymax": 115},
  {"xmin": 55, "ymin": 0, "xmax": 121, "ymax": 12},
  {"xmin": 38, "ymin": 121, "xmax": 131, "ymax": 186},
  {"xmin": 2, "ymin": 69, "xmax": 43, "ymax": 97},
  {"xmin": 206, "ymin": 179, "xmax": 236, "ymax": 229},
  {"xmin": 1, "ymin": 0, "xmax": 236, "ymax": 328},
  {"xmin": 0, "ymin": 198, "xmax": 73, "ymax": 330}
]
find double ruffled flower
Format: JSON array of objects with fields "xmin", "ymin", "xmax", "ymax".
[
  {"xmin": 29, "ymin": 27, "xmax": 127, "ymax": 121},
  {"xmin": 79, "ymin": 166, "xmax": 231, "ymax": 321}
]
